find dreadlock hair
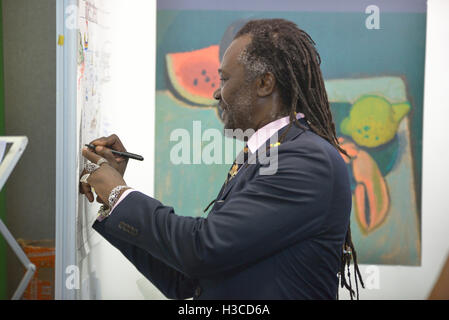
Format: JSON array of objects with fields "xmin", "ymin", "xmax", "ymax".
[{"xmin": 234, "ymin": 18, "xmax": 364, "ymax": 299}]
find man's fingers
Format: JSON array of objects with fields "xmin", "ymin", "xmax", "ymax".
[
  {"xmin": 90, "ymin": 136, "xmax": 113, "ymax": 147},
  {"xmin": 88, "ymin": 134, "xmax": 127, "ymax": 166},
  {"xmin": 94, "ymin": 146, "xmax": 116, "ymax": 163},
  {"xmin": 84, "ymin": 186, "xmax": 95, "ymax": 202},
  {"xmin": 96, "ymin": 196, "xmax": 105, "ymax": 204},
  {"xmin": 90, "ymin": 134, "xmax": 126, "ymax": 152},
  {"xmin": 80, "ymin": 181, "xmax": 94, "ymax": 202},
  {"xmin": 82, "ymin": 147, "xmax": 103, "ymax": 164},
  {"xmin": 79, "ymin": 169, "xmax": 94, "ymax": 202}
]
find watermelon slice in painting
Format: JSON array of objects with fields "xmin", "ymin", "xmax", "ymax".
[{"xmin": 166, "ymin": 45, "xmax": 220, "ymax": 106}]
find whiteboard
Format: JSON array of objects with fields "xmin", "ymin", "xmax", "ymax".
[
  {"xmin": 55, "ymin": 0, "xmax": 159, "ymax": 299},
  {"xmin": 75, "ymin": 0, "xmax": 113, "ymax": 299}
]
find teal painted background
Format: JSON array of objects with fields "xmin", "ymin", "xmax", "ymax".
[{"xmin": 155, "ymin": 10, "xmax": 426, "ymax": 265}]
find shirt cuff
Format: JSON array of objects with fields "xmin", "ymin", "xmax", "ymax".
[{"xmin": 96, "ymin": 188, "xmax": 136, "ymax": 222}]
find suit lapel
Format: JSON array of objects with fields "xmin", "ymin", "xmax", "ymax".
[{"xmin": 216, "ymin": 147, "xmax": 248, "ymax": 200}]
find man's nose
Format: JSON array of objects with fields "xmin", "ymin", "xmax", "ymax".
[{"xmin": 213, "ymin": 88, "xmax": 221, "ymax": 100}]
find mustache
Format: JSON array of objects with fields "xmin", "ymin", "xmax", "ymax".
[
  {"xmin": 218, "ymin": 101, "xmax": 229, "ymax": 111},
  {"xmin": 217, "ymin": 102, "xmax": 229, "ymax": 122}
]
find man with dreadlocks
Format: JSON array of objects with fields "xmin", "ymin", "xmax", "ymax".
[{"xmin": 80, "ymin": 18, "xmax": 363, "ymax": 300}]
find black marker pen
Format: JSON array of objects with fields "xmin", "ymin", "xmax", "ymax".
[{"xmin": 85, "ymin": 144, "xmax": 144, "ymax": 161}]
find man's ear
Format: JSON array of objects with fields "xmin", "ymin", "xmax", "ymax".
[{"xmin": 256, "ymin": 72, "xmax": 276, "ymax": 97}]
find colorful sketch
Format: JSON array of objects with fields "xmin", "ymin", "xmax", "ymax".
[
  {"xmin": 76, "ymin": 0, "xmax": 113, "ymax": 260},
  {"xmin": 155, "ymin": 1, "xmax": 426, "ymax": 265}
]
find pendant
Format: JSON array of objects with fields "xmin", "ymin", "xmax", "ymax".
[{"xmin": 229, "ymin": 163, "xmax": 239, "ymax": 180}]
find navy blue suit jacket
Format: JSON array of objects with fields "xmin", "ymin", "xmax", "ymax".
[{"xmin": 92, "ymin": 119, "xmax": 352, "ymax": 299}]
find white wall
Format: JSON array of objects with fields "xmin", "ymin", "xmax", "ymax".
[
  {"xmin": 88, "ymin": 0, "xmax": 163, "ymax": 300},
  {"xmin": 91, "ymin": 0, "xmax": 449, "ymax": 300},
  {"xmin": 339, "ymin": 0, "xmax": 449, "ymax": 300}
]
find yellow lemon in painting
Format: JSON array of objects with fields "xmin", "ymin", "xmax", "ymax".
[{"xmin": 341, "ymin": 96, "xmax": 410, "ymax": 148}]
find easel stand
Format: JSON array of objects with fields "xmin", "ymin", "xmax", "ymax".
[
  {"xmin": 0, "ymin": 220, "xmax": 35, "ymax": 299},
  {"xmin": 0, "ymin": 136, "xmax": 35, "ymax": 299}
]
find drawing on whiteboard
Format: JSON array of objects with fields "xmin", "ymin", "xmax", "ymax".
[
  {"xmin": 84, "ymin": 32, "xmax": 89, "ymax": 51},
  {"xmin": 76, "ymin": 1, "xmax": 114, "ymax": 295},
  {"xmin": 85, "ymin": 0, "xmax": 98, "ymax": 24}
]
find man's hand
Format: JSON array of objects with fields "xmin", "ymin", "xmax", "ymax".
[
  {"xmin": 89, "ymin": 134, "xmax": 129, "ymax": 176},
  {"xmin": 79, "ymin": 134, "xmax": 129, "ymax": 203},
  {"xmin": 80, "ymin": 147, "xmax": 127, "ymax": 206}
]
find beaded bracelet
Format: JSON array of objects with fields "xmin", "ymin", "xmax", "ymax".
[{"xmin": 108, "ymin": 185, "xmax": 130, "ymax": 209}]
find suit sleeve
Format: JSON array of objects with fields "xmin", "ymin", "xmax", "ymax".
[
  {"xmin": 95, "ymin": 142, "xmax": 334, "ymax": 279},
  {"xmin": 92, "ymin": 220, "xmax": 197, "ymax": 299}
]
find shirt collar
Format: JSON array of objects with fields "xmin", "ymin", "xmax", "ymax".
[{"xmin": 247, "ymin": 112, "xmax": 305, "ymax": 153}]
